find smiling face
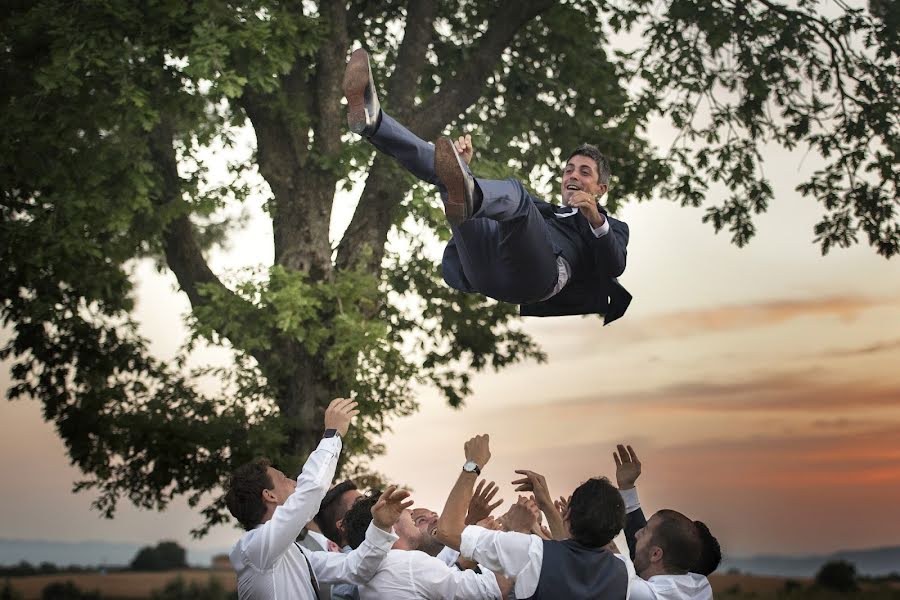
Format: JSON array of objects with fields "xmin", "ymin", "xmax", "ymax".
[
  {"xmin": 561, "ymin": 155, "xmax": 607, "ymax": 205},
  {"xmin": 411, "ymin": 508, "xmax": 444, "ymax": 556}
]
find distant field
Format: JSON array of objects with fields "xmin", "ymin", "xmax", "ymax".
[
  {"xmin": 710, "ymin": 573, "xmax": 807, "ymax": 593},
  {"xmin": 7, "ymin": 569, "xmax": 236, "ymax": 599},
  {"xmin": 6, "ymin": 570, "xmax": 898, "ymax": 599}
]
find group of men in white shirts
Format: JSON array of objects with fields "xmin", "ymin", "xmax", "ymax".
[{"xmin": 225, "ymin": 397, "xmax": 721, "ymax": 599}]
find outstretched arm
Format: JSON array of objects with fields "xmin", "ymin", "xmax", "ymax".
[
  {"xmin": 435, "ymin": 434, "xmax": 491, "ymax": 550},
  {"xmin": 241, "ymin": 398, "xmax": 359, "ymax": 570},
  {"xmin": 614, "ymin": 443, "xmax": 645, "ymax": 560},
  {"xmin": 312, "ymin": 486, "xmax": 411, "ymax": 585}
]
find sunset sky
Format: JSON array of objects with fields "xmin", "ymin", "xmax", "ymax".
[{"xmin": 1, "ymin": 124, "xmax": 898, "ymax": 563}]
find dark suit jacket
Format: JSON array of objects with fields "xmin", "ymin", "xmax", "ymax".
[
  {"xmin": 624, "ymin": 507, "xmax": 647, "ymax": 560},
  {"xmin": 520, "ymin": 199, "xmax": 632, "ymax": 323}
]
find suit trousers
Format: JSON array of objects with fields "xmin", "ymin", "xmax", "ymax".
[{"xmin": 369, "ymin": 113, "xmax": 560, "ymax": 304}]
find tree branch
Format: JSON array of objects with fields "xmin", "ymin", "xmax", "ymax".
[
  {"xmin": 147, "ymin": 117, "xmax": 272, "ymax": 366},
  {"xmin": 411, "ymin": 0, "xmax": 557, "ymax": 138},
  {"xmin": 147, "ymin": 119, "xmax": 227, "ymax": 309},
  {"xmin": 312, "ymin": 1, "xmax": 350, "ymax": 158},
  {"xmin": 387, "ymin": 0, "xmax": 438, "ymax": 120},
  {"xmin": 335, "ymin": 0, "xmax": 438, "ymax": 272}
]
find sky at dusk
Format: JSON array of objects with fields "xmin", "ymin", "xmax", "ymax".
[{"xmin": 1, "ymin": 121, "xmax": 898, "ymax": 563}]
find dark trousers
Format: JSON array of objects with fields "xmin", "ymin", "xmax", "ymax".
[{"xmin": 369, "ymin": 113, "xmax": 560, "ymax": 304}]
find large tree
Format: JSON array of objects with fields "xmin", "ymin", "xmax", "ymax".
[{"xmin": 1, "ymin": 0, "xmax": 896, "ymax": 534}]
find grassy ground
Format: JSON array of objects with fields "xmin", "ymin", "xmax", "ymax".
[{"xmin": 5, "ymin": 570, "xmax": 900, "ymax": 599}]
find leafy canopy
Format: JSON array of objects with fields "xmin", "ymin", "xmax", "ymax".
[{"xmin": 1, "ymin": 0, "xmax": 896, "ymax": 535}]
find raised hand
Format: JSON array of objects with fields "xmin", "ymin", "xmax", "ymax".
[
  {"xmin": 476, "ymin": 515, "xmax": 503, "ymax": 531},
  {"xmin": 466, "ymin": 479, "xmax": 503, "ymax": 525},
  {"xmin": 613, "ymin": 444, "xmax": 641, "ymax": 490},
  {"xmin": 454, "ymin": 134, "xmax": 474, "ymax": 165},
  {"xmin": 324, "ymin": 397, "xmax": 359, "ymax": 437},
  {"xmin": 552, "ymin": 495, "xmax": 572, "ymax": 539},
  {"xmin": 371, "ymin": 485, "xmax": 414, "ymax": 531},
  {"xmin": 566, "ymin": 190, "xmax": 605, "ymax": 228},
  {"xmin": 499, "ymin": 495, "xmax": 540, "ymax": 534},
  {"xmin": 512, "ymin": 469, "xmax": 553, "ymax": 510},
  {"xmin": 554, "ymin": 495, "xmax": 570, "ymax": 519},
  {"xmin": 464, "ymin": 434, "xmax": 491, "ymax": 469}
]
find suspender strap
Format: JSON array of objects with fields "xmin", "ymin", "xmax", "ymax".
[{"xmin": 294, "ymin": 541, "xmax": 321, "ymax": 599}]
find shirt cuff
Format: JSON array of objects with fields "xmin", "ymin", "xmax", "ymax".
[
  {"xmin": 364, "ymin": 520, "xmax": 399, "ymax": 548},
  {"xmin": 317, "ymin": 435, "xmax": 342, "ymax": 454},
  {"xmin": 590, "ymin": 217, "xmax": 610, "ymax": 238},
  {"xmin": 619, "ymin": 487, "xmax": 641, "ymax": 514},
  {"xmin": 459, "ymin": 525, "xmax": 486, "ymax": 561}
]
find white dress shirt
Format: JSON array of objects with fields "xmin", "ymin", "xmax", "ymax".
[
  {"xmin": 435, "ymin": 545, "xmax": 460, "ymax": 567},
  {"xmin": 357, "ymin": 549, "xmax": 501, "ymax": 600},
  {"xmin": 230, "ymin": 436, "xmax": 399, "ymax": 600}
]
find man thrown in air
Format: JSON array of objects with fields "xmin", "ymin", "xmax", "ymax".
[{"xmin": 343, "ymin": 48, "xmax": 632, "ymax": 322}]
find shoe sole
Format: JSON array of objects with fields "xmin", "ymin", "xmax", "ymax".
[
  {"xmin": 343, "ymin": 49, "xmax": 371, "ymax": 134},
  {"xmin": 434, "ymin": 138, "xmax": 469, "ymax": 227}
]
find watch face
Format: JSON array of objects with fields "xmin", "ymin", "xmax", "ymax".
[{"xmin": 463, "ymin": 461, "xmax": 479, "ymax": 473}]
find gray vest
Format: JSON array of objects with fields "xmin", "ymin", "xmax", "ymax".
[{"xmin": 525, "ymin": 539, "xmax": 628, "ymax": 600}]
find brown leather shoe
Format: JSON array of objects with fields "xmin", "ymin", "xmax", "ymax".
[
  {"xmin": 434, "ymin": 137, "xmax": 475, "ymax": 226},
  {"xmin": 342, "ymin": 48, "xmax": 381, "ymax": 137}
]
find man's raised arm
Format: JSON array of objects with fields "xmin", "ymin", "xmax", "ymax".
[
  {"xmin": 311, "ymin": 485, "xmax": 409, "ymax": 585},
  {"xmin": 435, "ymin": 434, "xmax": 491, "ymax": 550},
  {"xmin": 242, "ymin": 398, "xmax": 359, "ymax": 569},
  {"xmin": 614, "ymin": 443, "xmax": 645, "ymax": 560}
]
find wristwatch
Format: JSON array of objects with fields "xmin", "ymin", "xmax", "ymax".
[
  {"xmin": 323, "ymin": 428, "xmax": 340, "ymax": 439},
  {"xmin": 462, "ymin": 461, "xmax": 481, "ymax": 476}
]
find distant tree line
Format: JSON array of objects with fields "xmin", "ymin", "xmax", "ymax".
[
  {"xmin": 128, "ymin": 542, "xmax": 187, "ymax": 572},
  {"xmin": 1, "ymin": 576, "xmax": 234, "ymax": 600},
  {"xmin": 0, "ymin": 540, "xmax": 189, "ymax": 578},
  {"xmin": 0, "ymin": 563, "xmax": 97, "ymax": 578}
]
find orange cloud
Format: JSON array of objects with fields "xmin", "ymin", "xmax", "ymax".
[
  {"xmin": 637, "ymin": 296, "xmax": 895, "ymax": 339},
  {"xmin": 522, "ymin": 371, "xmax": 900, "ymax": 414},
  {"xmin": 528, "ymin": 295, "xmax": 900, "ymax": 355}
]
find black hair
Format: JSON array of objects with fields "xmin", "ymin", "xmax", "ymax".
[
  {"xmin": 693, "ymin": 520, "xmax": 722, "ymax": 575},
  {"xmin": 225, "ymin": 459, "xmax": 273, "ymax": 531},
  {"xmin": 342, "ymin": 490, "xmax": 382, "ymax": 550},
  {"xmin": 652, "ymin": 509, "xmax": 703, "ymax": 574},
  {"xmin": 314, "ymin": 480, "xmax": 359, "ymax": 545},
  {"xmin": 566, "ymin": 144, "xmax": 611, "ymax": 184},
  {"xmin": 567, "ymin": 477, "xmax": 625, "ymax": 548}
]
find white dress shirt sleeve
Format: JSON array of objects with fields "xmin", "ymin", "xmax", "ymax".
[
  {"xmin": 410, "ymin": 551, "xmax": 501, "ymax": 599},
  {"xmin": 238, "ymin": 436, "xmax": 342, "ymax": 571},
  {"xmin": 436, "ymin": 545, "xmax": 460, "ymax": 567},
  {"xmin": 590, "ymin": 216, "xmax": 611, "ymax": 238},
  {"xmin": 619, "ymin": 487, "xmax": 641, "ymax": 514},
  {"xmin": 310, "ymin": 521, "xmax": 399, "ymax": 585},
  {"xmin": 459, "ymin": 525, "xmax": 544, "ymax": 599}
]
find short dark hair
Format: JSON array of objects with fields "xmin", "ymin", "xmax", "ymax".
[
  {"xmin": 342, "ymin": 490, "xmax": 381, "ymax": 550},
  {"xmin": 567, "ymin": 477, "xmax": 625, "ymax": 548},
  {"xmin": 566, "ymin": 144, "xmax": 611, "ymax": 184},
  {"xmin": 225, "ymin": 458, "xmax": 274, "ymax": 531},
  {"xmin": 693, "ymin": 520, "xmax": 722, "ymax": 575},
  {"xmin": 651, "ymin": 509, "xmax": 703, "ymax": 574},
  {"xmin": 315, "ymin": 480, "xmax": 359, "ymax": 545}
]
